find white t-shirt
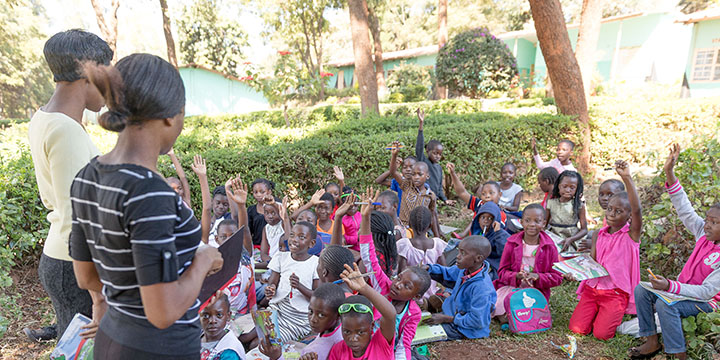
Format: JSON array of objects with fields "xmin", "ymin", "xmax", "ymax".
[
  {"xmin": 268, "ymin": 252, "xmax": 319, "ymax": 311},
  {"xmin": 265, "ymin": 221, "xmax": 285, "ymax": 258},
  {"xmin": 499, "ymin": 183, "xmax": 523, "ymax": 208}
]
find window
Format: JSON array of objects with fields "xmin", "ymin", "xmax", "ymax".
[{"xmin": 691, "ymin": 48, "xmax": 720, "ymax": 82}]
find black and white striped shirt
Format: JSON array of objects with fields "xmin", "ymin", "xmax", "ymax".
[{"xmin": 69, "ymin": 157, "xmax": 202, "ymax": 355}]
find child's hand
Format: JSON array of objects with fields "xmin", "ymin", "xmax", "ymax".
[
  {"xmin": 289, "ymin": 272, "xmax": 300, "ymax": 289},
  {"xmin": 167, "ymin": 147, "xmax": 175, "ymax": 156},
  {"xmin": 560, "ymin": 238, "xmax": 575, "ymax": 253},
  {"xmin": 663, "ymin": 143, "xmax": 680, "ymax": 180},
  {"xmin": 333, "ymin": 166, "xmax": 345, "ymax": 182},
  {"xmin": 191, "ymin": 155, "xmax": 206, "ymax": 176},
  {"xmin": 340, "ymin": 263, "xmax": 368, "ymax": 293},
  {"xmin": 577, "ymin": 237, "xmax": 592, "ymax": 252},
  {"xmin": 446, "ymin": 162, "xmax": 455, "ymax": 174},
  {"xmin": 299, "ymin": 353, "xmax": 319, "ymax": 360},
  {"xmin": 615, "ymin": 160, "xmax": 631, "ymax": 177},
  {"xmin": 650, "ymin": 275, "xmax": 670, "ymax": 291},
  {"xmin": 424, "ymin": 313, "xmax": 453, "ymax": 325},
  {"xmin": 445, "ymin": 199, "xmax": 456, "ymax": 206},
  {"xmin": 226, "ymin": 176, "xmax": 248, "ymax": 205},
  {"xmin": 335, "ymin": 193, "xmax": 353, "ymax": 218},
  {"xmin": 563, "ymin": 272, "xmax": 576, "ymax": 281},
  {"xmin": 280, "ymin": 196, "xmax": 289, "ymax": 221},
  {"xmin": 265, "ymin": 284, "xmax": 277, "ymax": 299},
  {"xmin": 493, "ymin": 221, "xmax": 501, "ymax": 232},
  {"xmin": 416, "ymin": 108, "xmax": 425, "ymax": 128},
  {"xmin": 259, "ymin": 337, "xmax": 283, "ymax": 360},
  {"xmin": 531, "ymin": 137, "xmax": 536, "ymax": 150},
  {"xmin": 526, "ymin": 273, "xmax": 539, "ymax": 282},
  {"xmin": 516, "ymin": 271, "xmax": 527, "ymax": 282},
  {"xmin": 359, "ymin": 187, "xmax": 378, "ymax": 218},
  {"xmin": 310, "ymin": 189, "xmax": 326, "ymax": 205}
]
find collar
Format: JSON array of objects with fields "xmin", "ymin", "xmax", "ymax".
[{"xmin": 462, "ymin": 265, "xmax": 484, "ymax": 284}]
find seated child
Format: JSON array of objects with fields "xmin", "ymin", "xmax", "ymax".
[
  {"xmin": 538, "ymin": 167, "xmax": 559, "ymax": 209},
  {"xmin": 469, "ymin": 202, "xmax": 510, "ymax": 281},
  {"xmin": 376, "ymin": 150, "xmax": 418, "ymax": 216},
  {"xmin": 388, "ymin": 146, "xmax": 442, "ymax": 237},
  {"xmin": 531, "ymin": 137, "xmax": 576, "ymax": 174},
  {"xmin": 317, "ymin": 245, "xmax": 357, "ymax": 295},
  {"xmin": 355, "ymin": 192, "xmax": 430, "ymax": 360},
  {"xmin": 328, "ymin": 263, "xmax": 397, "ymax": 360},
  {"xmin": 374, "ymin": 190, "xmax": 408, "ymax": 240},
  {"xmin": 265, "ymin": 221, "xmax": 320, "ymax": 342},
  {"xmin": 424, "ymin": 235, "xmax": 497, "ymax": 340},
  {"xmin": 568, "ymin": 161, "xmax": 641, "ymax": 340},
  {"xmin": 545, "ymin": 170, "xmax": 588, "ymax": 254},
  {"xmin": 324, "ymin": 182, "xmax": 342, "ymax": 216},
  {"xmin": 166, "ymin": 148, "xmax": 192, "ymax": 208},
  {"xmin": 296, "ymin": 209, "xmax": 324, "ymax": 256},
  {"xmin": 498, "ymin": 162, "xmax": 523, "ymax": 213},
  {"xmin": 493, "ymin": 204, "xmax": 562, "ymax": 322},
  {"xmin": 415, "ymin": 108, "xmax": 450, "ymax": 204},
  {"xmin": 259, "ymin": 196, "xmax": 291, "ymax": 268},
  {"xmin": 201, "ymin": 294, "xmax": 247, "ymax": 360},
  {"xmin": 397, "ymin": 207, "xmax": 447, "ymax": 300},
  {"xmin": 259, "ymin": 283, "xmax": 346, "ymax": 360},
  {"xmin": 629, "ymin": 145, "xmax": 720, "ymax": 360},
  {"xmin": 247, "ymin": 178, "xmax": 276, "ymax": 247},
  {"xmin": 215, "ymin": 218, "xmax": 256, "ymax": 316},
  {"xmin": 579, "ymin": 178, "xmax": 626, "ymax": 251}
]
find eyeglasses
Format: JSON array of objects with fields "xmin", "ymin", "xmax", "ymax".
[{"xmin": 338, "ymin": 303, "xmax": 372, "ymax": 315}]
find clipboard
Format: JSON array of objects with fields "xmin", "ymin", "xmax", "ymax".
[{"xmin": 198, "ymin": 225, "xmax": 245, "ymax": 311}]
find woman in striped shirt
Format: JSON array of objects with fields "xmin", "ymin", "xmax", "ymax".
[{"xmin": 70, "ymin": 53, "xmax": 223, "ymax": 360}]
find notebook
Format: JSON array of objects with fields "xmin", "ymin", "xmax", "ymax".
[
  {"xmin": 552, "ymin": 254, "xmax": 609, "ymax": 280},
  {"xmin": 50, "ymin": 313, "xmax": 94, "ymax": 360},
  {"xmin": 640, "ymin": 281, "xmax": 709, "ymax": 306},
  {"xmin": 412, "ymin": 323, "xmax": 448, "ymax": 345}
]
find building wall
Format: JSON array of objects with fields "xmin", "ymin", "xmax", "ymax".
[
  {"xmin": 684, "ymin": 19, "xmax": 720, "ymax": 97},
  {"xmin": 179, "ymin": 67, "xmax": 269, "ymax": 116}
]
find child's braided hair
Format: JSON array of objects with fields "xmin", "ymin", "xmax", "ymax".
[
  {"xmin": 409, "ymin": 206, "xmax": 432, "ymax": 233},
  {"xmin": 319, "ymin": 245, "xmax": 355, "ymax": 280},
  {"xmin": 370, "ymin": 211, "xmax": 398, "ymax": 275}
]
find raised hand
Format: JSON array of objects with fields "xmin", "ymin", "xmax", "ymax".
[
  {"xmin": 310, "ymin": 189, "xmax": 326, "ymax": 205},
  {"xmin": 615, "ymin": 160, "xmax": 631, "ymax": 178},
  {"xmin": 335, "ymin": 193, "xmax": 354, "ymax": 218},
  {"xmin": 227, "ymin": 177, "xmax": 248, "ymax": 205},
  {"xmin": 167, "ymin": 147, "xmax": 175, "ymax": 156},
  {"xmin": 280, "ymin": 196, "xmax": 289, "ymax": 221},
  {"xmin": 333, "ymin": 166, "xmax": 345, "ymax": 182},
  {"xmin": 390, "ymin": 140, "xmax": 401, "ymax": 158},
  {"xmin": 531, "ymin": 137, "xmax": 537, "ymax": 153},
  {"xmin": 340, "ymin": 263, "xmax": 368, "ymax": 293},
  {"xmin": 446, "ymin": 162, "xmax": 455, "ymax": 174},
  {"xmin": 191, "ymin": 154, "xmax": 206, "ymax": 176},
  {"xmin": 663, "ymin": 143, "xmax": 680, "ymax": 184},
  {"xmin": 416, "ymin": 108, "xmax": 425, "ymax": 128},
  {"xmin": 360, "ymin": 187, "xmax": 378, "ymax": 217}
]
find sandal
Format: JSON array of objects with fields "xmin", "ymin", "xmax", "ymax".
[{"xmin": 629, "ymin": 345, "xmax": 662, "ymax": 359}]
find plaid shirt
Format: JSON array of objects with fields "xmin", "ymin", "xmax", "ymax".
[{"xmin": 398, "ymin": 178, "xmax": 436, "ymax": 226}]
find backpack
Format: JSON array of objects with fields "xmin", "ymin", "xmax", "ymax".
[{"xmin": 504, "ymin": 288, "xmax": 552, "ymax": 334}]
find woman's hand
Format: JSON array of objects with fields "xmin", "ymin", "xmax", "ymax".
[
  {"xmin": 196, "ymin": 245, "xmax": 223, "ymax": 276},
  {"xmin": 191, "ymin": 155, "xmax": 206, "ymax": 177}
]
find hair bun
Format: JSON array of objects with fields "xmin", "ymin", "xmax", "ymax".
[{"xmin": 99, "ymin": 109, "xmax": 128, "ymax": 132}]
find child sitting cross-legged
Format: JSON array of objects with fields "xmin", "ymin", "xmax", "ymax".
[
  {"xmin": 264, "ymin": 221, "xmax": 320, "ymax": 342},
  {"xmin": 422, "ymin": 235, "xmax": 497, "ymax": 340},
  {"xmin": 328, "ymin": 263, "xmax": 398, "ymax": 360},
  {"xmin": 201, "ymin": 293, "xmax": 247, "ymax": 360},
  {"xmin": 568, "ymin": 160, "xmax": 642, "ymax": 340},
  {"xmin": 397, "ymin": 207, "xmax": 447, "ymax": 302},
  {"xmin": 259, "ymin": 283, "xmax": 347, "ymax": 360},
  {"xmin": 492, "ymin": 204, "xmax": 562, "ymax": 323},
  {"xmin": 346, "ymin": 189, "xmax": 431, "ymax": 360},
  {"xmin": 629, "ymin": 145, "xmax": 720, "ymax": 360}
]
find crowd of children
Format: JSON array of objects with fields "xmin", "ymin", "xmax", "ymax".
[{"xmin": 163, "ymin": 108, "xmax": 720, "ymax": 360}]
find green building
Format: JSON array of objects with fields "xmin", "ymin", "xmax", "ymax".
[
  {"xmin": 178, "ymin": 64, "xmax": 269, "ymax": 116},
  {"xmin": 678, "ymin": 8, "xmax": 720, "ymax": 97}
]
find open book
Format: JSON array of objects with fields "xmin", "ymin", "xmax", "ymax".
[
  {"xmin": 640, "ymin": 281, "xmax": 710, "ymax": 306},
  {"xmin": 50, "ymin": 313, "xmax": 94, "ymax": 360},
  {"xmin": 412, "ymin": 313, "xmax": 448, "ymax": 345},
  {"xmin": 552, "ymin": 254, "xmax": 608, "ymax": 280}
]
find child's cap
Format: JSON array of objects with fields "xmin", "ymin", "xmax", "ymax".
[{"xmin": 476, "ymin": 202, "xmax": 501, "ymax": 222}]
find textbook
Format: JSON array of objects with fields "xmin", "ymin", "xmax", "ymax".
[
  {"xmin": 253, "ymin": 309, "xmax": 282, "ymax": 347},
  {"xmin": 559, "ymin": 250, "xmax": 590, "ymax": 258},
  {"xmin": 411, "ymin": 323, "xmax": 448, "ymax": 345},
  {"xmin": 639, "ymin": 281, "xmax": 710, "ymax": 306},
  {"xmin": 552, "ymin": 254, "xmax": 609, "ymax": 280},
  {"xmin": 50, "ymin": 313, "xmax": 94, "ymax": 360},
  {"xmin": 199, "ymin": 226, "xmax": 245, "ymax": 310}
]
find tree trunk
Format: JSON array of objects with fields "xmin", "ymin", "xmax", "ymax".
[
  {"xmin": 159, "ymin": 0, "xmax": 177, "ymax": 68},
  {"xmin": 367, "ymin": 6, "xmax": 387, "ymax": 97},
  {"xmin": 89, "ymin": 0, "xmax": 120, "ymax": 63},
  {"xmin": 436, "ymin": 0, "xmax": 448, "ymax": 99},
  {"xmin": 575, "ymin": 0, "xmax": 604, "ymax": 100},
  {"xmin": 529, "ymin": 0, "xmax": 591, "ymax": 173},
  {"xmin": 347, "ymin": 0, "xmax": 379, "ymax": 115}
]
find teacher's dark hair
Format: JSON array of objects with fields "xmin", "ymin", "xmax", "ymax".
[
  {"xmin": 84, "ymin": 53, "xmax": 185, "ymax": 132},
  {"xmin": 44, "ymin": 29, "xmax": 113, "ymax": 82}
]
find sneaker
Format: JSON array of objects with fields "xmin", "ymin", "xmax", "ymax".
[{"xmin": 23, "ymin": 324, "xmax": 57, "ymax": 342}]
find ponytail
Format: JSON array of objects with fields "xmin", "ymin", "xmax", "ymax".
[{"xmin": 84, "ymin": 63, "xmax": 128, "ymax": 132}]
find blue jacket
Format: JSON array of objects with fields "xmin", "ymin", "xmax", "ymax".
[
  {"xmin": 470, "ymin": 202, "xmax": 509, "ymax": 280},
  {"xmin": 428, "ymin": 261, "xmax": 497, "ymax": 339}
]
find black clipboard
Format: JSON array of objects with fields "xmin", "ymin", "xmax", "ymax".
[{"xmin": 198, "ymin": 225, "xmax": 245, "ymax": 309}]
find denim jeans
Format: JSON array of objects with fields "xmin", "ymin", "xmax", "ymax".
[{"xmin": 635, "ymin": 284, "xmax": 713, "ymax": 354}]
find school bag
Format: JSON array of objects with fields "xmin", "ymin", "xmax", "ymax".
[{"xmin": 504, "ymin": 287, "xmax": 552, "ymax": 334}]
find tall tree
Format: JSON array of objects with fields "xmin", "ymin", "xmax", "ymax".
[
  {"xmin": 367, "ymin": 4, "xmax": 388, "ymax": 96},
  {"xmin": 348, "ymin": 0, "xmax": 379, "ymax": 115},
  {"xmin": 159, "ymin": 0, "xmax": 177, "ymax": 68},
  {"xmin": 436, "ymin": 0, "xmax": 448, "ymax": 99},
  {"xmin": 528, "ymin": 0, "xmax": 591, "ymax": 172},
  {"xmin": 89, "ymin": 0, "xmax": 120, "ymax": 63},
  {"xmin": 575, "ymin": 0, "xmax": 604, "ymax": 100}
]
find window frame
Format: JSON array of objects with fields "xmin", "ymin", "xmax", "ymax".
[{"xmin": 691, "ymin": 47, "xmax": 720, "ymax": 83}]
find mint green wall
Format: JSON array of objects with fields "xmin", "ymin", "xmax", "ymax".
[
  {"xmin": 179, "ymin": 67, "xmax": 268, "ymax": 116},
  {"xmin": 685, "ymin": 19, "xmax": 720, "ymax": 96}
]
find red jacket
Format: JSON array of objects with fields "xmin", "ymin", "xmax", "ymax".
[{"xmin": 493, "ymin": 231, "xmax": 563, "ymax": 300}]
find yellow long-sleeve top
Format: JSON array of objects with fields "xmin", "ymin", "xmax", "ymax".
[{"xmin": 28, "ymin": 110, "xmax": 99, "ymax": 261}]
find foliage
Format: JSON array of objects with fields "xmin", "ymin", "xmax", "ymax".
[
  {"xmin": 177, "ymin": 0, "xmax": 248, "ymax": 77},
  {"xmin": 678, "ymin": 0, "xmax": 715, "ymax": 14},
  {"xmin": 0, "ymin": 0, "xmax": 53, "ymax": 119},
  {"xmin": 682, "ymin": 309, "xmax": 720, "ymax": 359},
  {"xmin": 386, "ymin": 62, "xmax": 433, "ymax": 102},
  {"xmin": 436, "ymin": 27, "xmax": 518, "ymax": 98}
]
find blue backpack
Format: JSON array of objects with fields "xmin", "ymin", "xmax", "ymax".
[{"xmin": 504, "ymin": 288, "xmax": 552, "ymax": 334}]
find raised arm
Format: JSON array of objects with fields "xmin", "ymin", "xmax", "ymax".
[
  {"xmin": 342, "ymin": 263, "xmax": 396, "ymax": 344},
  {"xmin": 615, "ymin": 160, "xmax": 642, "ymax": 242},
  {"xmin": 531, "ymin": 138, "xmax": 550, "ymax": 169},
  {"xmin": 374, "ymin": 169, "xmax": 394, "ymax": 187},
  {"xmin": 415, "ymin": 109, "xmax": 426, "ymax": 162},
  {"xmin": 388, "ymin": 142, "xmax": 404, "ymax": 184},
  {"xmin": 446, "ymin": 163, "xmax": 471, "ymax": 205},
  {"xmin": 191, "ymin": 155, "xmax": 212, "ymax": 244},
  {"xmin": 663, "ymin": 144, "xmax": 706, "ymax": 239},
  {"xmin": 291, "ymin": 189, "xmax": 325, "ymax": 220},
  {"xmin": 227, "ymin": 177, "xmax": 253, "ymax": 253},
  {"xmin": 279, "ymin": 196, "xmax": 292, "ymax": 242},
  {"xmin": 331, "ymin": 195, "xmax": 353, "ymax": 245},
  {"xmin": 333, "ymin": 166, "xmax": 346, "ymax": 190},
  {"xmin": 168, "ymin": 148, "xmax": 192, "ymax": 208}
]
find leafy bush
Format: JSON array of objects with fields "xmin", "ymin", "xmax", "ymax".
[
  {"xmin": 386, "ymin": 62, "xmax": 433, "ymax": 102},
  {"xmin": 682, "ymin": 310, "xmax": 720, "ymax": 359},
  {"xmin": 436, "ymin": 27, "xmax": 517, "ymax": 98}
]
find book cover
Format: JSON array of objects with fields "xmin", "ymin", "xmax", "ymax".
[
  {"xmin": 199, "ymin": 226, "xmax": 245, "ymax": 311},
  {"xmin": 252, "ymin": 309, "xmax": 281, "ymax": 347},
  {"xmin": 50, "ymin": 313, "xmax": 94, "ymax": 360},
  {"xmin": 411, "ymin": 323, "xmax": 448, "ymax": 345},
  {"xmin": 639, "ymin": 281, "xmax": 709, "ymax": 306},
  {"xmin": 552, "ymin": 254, "xmax": 609, "ymax": 280}
]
